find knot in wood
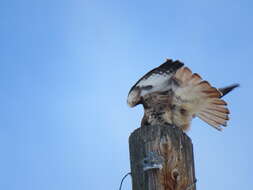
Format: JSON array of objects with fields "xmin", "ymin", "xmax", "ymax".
[{"xmin": 171, "ymin": 168, "xmax": 180, "ymax": 182}]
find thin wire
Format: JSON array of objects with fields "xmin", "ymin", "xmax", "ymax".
[{"xmin": 119, "ymin": 172, "xmax": 131, "ymax": 190}]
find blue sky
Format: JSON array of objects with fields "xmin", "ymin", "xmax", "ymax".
[{"xmin": 0, "ymin": 0, "xmax": 252, "ymax": 189}]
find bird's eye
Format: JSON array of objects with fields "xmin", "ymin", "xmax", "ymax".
[{"xmin": 171, "ymin": 104, "xmax": 176, "ymax": 110}]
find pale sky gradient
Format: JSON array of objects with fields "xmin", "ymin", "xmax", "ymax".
[{"xmin": 0, "ymin": 0, "xmax": 252, "ymax": 189}]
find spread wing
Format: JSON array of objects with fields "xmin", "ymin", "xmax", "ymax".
[
  {"xmin": 172, "ymin": 67, "xmax": 229, "ymax": 131},
  {"xmin": 130, "ymin": 59, "xmax": 184, "ymax": 93},
  {"xmin": 127, "ymin": 59, "xmax": 184, "ymax": 106}
]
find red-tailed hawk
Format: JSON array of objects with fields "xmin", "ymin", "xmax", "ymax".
[{"xmin": 127, "ymin": 59, "xmax": 238, "ymax": 131}]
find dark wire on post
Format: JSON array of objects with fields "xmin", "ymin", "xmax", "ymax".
[{"xmin": 119, "ymin": 172, "xmax": 131, "ymax": 190}]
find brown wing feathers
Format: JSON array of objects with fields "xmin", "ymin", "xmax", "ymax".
[{"xmin": 174, "ymin": 67, "xmax": 230, "ymax": 131}]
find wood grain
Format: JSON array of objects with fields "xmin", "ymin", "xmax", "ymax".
[{"xmin": 129, "ymin": 125, "xmax": 196, "ymax": 190}]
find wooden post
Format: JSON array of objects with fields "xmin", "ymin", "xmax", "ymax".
[{"xmin": 129, "ymin": 125, "xmax": 196, "ymax": 190}]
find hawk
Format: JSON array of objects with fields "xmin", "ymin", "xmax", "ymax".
[{"xmin": 127, "ymin": 59, "xmax": 238, "ymax": 131}]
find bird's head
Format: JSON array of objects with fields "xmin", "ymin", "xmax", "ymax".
[{"xmin": 127, "ymin": 87, "xmax": 141, "ymax": 107}]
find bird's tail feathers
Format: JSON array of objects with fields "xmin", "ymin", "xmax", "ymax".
[
  {"xmin": 174, "ymin": 67, "xmax": 229, "ymax": 131},
  {"xmin": 196, "ymin": 92, "xmax": 229, "ymax": 131}
]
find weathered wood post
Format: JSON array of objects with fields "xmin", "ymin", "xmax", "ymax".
[{"xmin": 129, "ymin": 124, "xmax": 196, "ymax": 190}]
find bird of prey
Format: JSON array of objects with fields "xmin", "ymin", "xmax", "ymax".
[{"xmin": 127, "ymin": 59, "xmax": 238, "ymax": 131}]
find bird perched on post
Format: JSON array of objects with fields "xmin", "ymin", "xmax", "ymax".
[{"xmin": 127, "ymin": 59, "xmax": 238, "ymax": 131}]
